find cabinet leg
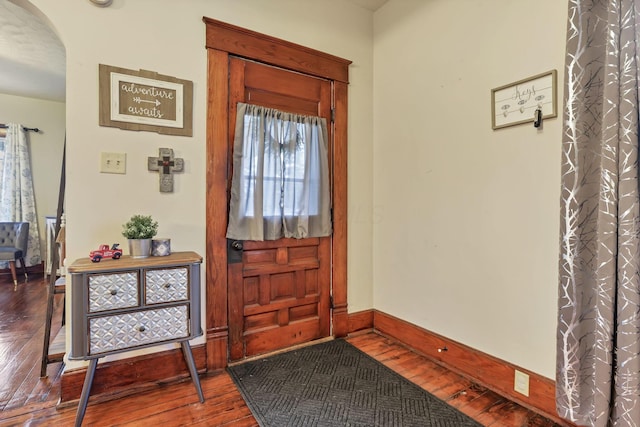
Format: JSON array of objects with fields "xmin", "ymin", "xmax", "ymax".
[
  {"xmin": 75, "ymin": 358, "xmax": 98, "ymax": 427},
  {"xmin": 181, "ymin": 341, "xmax": 205, "ymax": 403}
]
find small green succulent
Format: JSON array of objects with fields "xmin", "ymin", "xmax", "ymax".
[{"xmin": 122, "ymin": 215, "xmax": 158, "ymax": 239}]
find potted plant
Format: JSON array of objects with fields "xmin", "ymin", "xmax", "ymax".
[{"xmin": 122, "ymin": 214, "xmax": 158, "ymax": 258}]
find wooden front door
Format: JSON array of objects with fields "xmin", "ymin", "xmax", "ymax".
[
  {"xmin": 227, "ymin": 58, "xmax": 333, "ymax": 360},
  {"xmin": 205, "ymin": 17, "xmax": 350, "ymax": 370}
]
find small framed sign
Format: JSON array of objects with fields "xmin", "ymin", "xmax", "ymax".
[
  {"xmin": 491, "ymin": 70, "xmax": 557, "ymax": 130},
  {"xmin": 99, "ymin": 64, "xmax": 193, "ymax": 136}
]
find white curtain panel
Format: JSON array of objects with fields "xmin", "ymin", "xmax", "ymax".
[{"xmin": 0, "ymin": 123, "xmax": 41, "ymax": 267}]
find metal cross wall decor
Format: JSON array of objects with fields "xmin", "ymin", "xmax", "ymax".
[{"xmin": 148, "ymin": 148, "xmax": 184, "ymax": 192}]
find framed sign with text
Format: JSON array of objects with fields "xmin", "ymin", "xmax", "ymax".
[
  {"xmin": 99, "ymin": 64, "xmax": 193, "ymax": 136},
  {"xmin": 491, "ymin": 70, "xmax": 557, "ymax": 130}
]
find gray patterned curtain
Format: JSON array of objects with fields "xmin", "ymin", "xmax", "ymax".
[
  {"xmin": 558, "ymin": 1, "xmax": 640, "ymax": 426},
  {"xmin": 0, "ymin": 123, "xmax": 41, "ymax": 267}
]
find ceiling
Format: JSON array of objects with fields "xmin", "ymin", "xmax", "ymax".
[
  {"xmin": 0, "ymin": 0, "xmax": 65, "ymax": 102},
  {"xmin": 349, "ymin": 0, "xmax": 388, "ymax": 12},
  {"xmin": 0, "ymin": 0, "xmax": 387, "ymax": 104}
]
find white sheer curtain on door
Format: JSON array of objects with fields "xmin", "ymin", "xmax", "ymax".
[
  {"xmin": 0, "ymin": 123, "xmax": 41, "ymax": 267},
  {"xmin": 226, "ymin": 103, "xmax": 331, "ymax": 241}
]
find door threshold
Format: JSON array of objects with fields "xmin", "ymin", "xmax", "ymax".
[{"xmin": 227, "ymin": 336, "xmax": 335, "ymax": 367}]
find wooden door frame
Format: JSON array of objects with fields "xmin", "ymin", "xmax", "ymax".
[{"xmin": 203, "ymin": 17, "xmax": 351, "ymax": 370}]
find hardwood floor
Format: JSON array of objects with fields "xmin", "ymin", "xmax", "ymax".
[
  {"xmin": 0, "ymin": 273, "xmax": 568, "ymax": 426},
  {"xmin": 0, "ymin": 271, "xmax": 64, "ymax": 413}
]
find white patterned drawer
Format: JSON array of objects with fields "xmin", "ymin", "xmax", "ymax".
[
  {"xmin": 145, "ymin": 267, "xmax": 188, "ymax": 304},
  {"xmin": 88, "ymin": 305, "xmax": 189, "ymax": 355},
  {"xmin": 88, "ymin": 272, "xmax": 139, "ymax": 313}
]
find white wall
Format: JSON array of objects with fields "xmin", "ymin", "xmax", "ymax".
[
  {"xmin": 373, "ymin": 0, "xmax": 567, "ymax": 379},
  {"xmin": 0, "ymin": 93, "xmax": 65, "ymax": 259},
  {"xmin": 19, "ymin": 0, "xmax": 565, "ymax": 382},
  {"xmin": 25, "ymin": 0, "xmax": 375, "ymax": 367}
]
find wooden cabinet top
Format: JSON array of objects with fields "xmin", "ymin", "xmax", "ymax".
[{"xmin": 68, "ymin": 251, "xmax": 202, "ymax": 273}]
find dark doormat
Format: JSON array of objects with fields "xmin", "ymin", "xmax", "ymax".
[{"xmin": 227, "ymin": 339, "xmax": 483, "ymax": 426}]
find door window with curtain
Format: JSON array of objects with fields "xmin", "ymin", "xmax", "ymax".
[{"xmin": 226, "ymin": 102, "xmax": 332, "ymax": 241}]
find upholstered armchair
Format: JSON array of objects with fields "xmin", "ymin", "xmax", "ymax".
[{"xmin": 0, "ymin": 222, "xmax": 29, "ymax": 289}]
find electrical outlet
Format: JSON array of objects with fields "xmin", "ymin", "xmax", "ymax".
[
  {"xmin": 100, "ymin": 152, "xmax": 126, "ymax": 174},
  {"xmin": 514, "ymin": 370, "xmax": 530, "ymax": 397}
]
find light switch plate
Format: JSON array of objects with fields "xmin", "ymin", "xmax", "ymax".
[{"xmin": 100, "ymin": 152, "xmax": 126, "ymax": 174}]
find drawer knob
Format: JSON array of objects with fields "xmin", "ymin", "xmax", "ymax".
[
  {"xmin": 164, "ymin": 283, "xmax": 171, "ymax": 289},
  {"xmin": 138, "ymin": 325, "xmax": 146, "ymax": 332},
  {"xmin": 110, "ymin": 289, "xmax": 118, "ymax": 296}
]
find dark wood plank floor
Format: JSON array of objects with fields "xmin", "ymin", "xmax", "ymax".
[
  {"xmin": 0, "ymin": 273, "xmax": 567, "ymax": 426},
  {"xmin": 0, "ymin": 271, "xmax": 64, "ymax": 413}
]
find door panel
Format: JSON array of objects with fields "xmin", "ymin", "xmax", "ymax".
[
  {"xmin": 227, "ymin": 57, "xmax": 332, "ymax": 360},
  {"xmin": 243, "ymin": 62, "xmax": 325, "ymax": 115}
]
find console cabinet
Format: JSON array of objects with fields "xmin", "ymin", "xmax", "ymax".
[{"xmin": 68, "ymin": 251, "xmax": 204, "ymax": 426}]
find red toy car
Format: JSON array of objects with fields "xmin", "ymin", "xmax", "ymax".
[{"xmin": 89, "ymin": 244, "xmax": 123, "ymax": 262}]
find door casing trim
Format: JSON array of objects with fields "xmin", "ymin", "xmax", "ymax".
[{"xmin": 203, "ymin": 17, "xmax": 351, "ymax": 369}]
